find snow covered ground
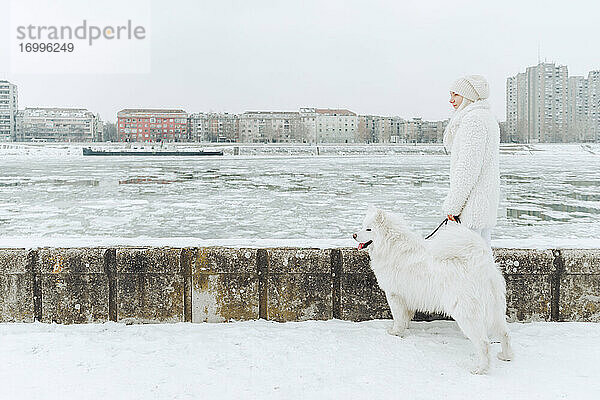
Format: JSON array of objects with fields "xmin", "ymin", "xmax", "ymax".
[{"xmin": 1, "ymin": 320, "xmax": 599, "ymax": 399}]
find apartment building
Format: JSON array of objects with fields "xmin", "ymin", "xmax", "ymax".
[
  {"xmin": 189, "ymin": 112, "xmax": 239, "ymax": 142},
  {"xmin": 314, "ymin": 108, "xmax": 358, "ymax": 143},
  {"xmin": 0, "ymin": 80, "xmax": 18, "ymax": 141},
  {"xmin": 16, "ymin": 107, "xmax": 102, "ymax": 142},
  {"xmin": 239, "ymin": 111, "xmax": 301, "ymax": 143},
  {"xmin": 404, "ymin": 118, "xmax": 448, "ymax": 143},
  {"xmin": 588, "ymin": 71, "xmax": 600, "ymax": 142},
  {"xmin": 568, "ymin": 76, "xmax": 589, "ymax": 142},
  {"xmin": 507, "ymin": 62, "xmax": 599, "ymax": 143},
  {"xmin": 117, "ymin": 109, "xmax": 188, "ymax": 142}
]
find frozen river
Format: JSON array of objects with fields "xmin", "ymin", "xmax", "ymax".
[{"xmin": 0, "ymin": 143, "xmax": 599, "ymax": 247}]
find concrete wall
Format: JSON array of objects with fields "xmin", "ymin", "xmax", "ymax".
[{"xmin": 0, "ymin": 247, "xmax": 598, "ymax": 324}]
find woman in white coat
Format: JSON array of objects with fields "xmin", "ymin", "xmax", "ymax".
[{"xmin": 442, "ymin": 75, "xmax": 500, "ymax": 248}]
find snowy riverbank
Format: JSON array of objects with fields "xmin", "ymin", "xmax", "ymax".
[
  {"xmin": 1, "ymin": 320, "xmax": 599, "ymax": 399},
  {"xmin": 1, "ymin": 236, "xmax": 600, "ymax": 249}
]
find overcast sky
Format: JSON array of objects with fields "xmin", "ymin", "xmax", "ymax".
[{"xmin": 1, "ymin": 0, "xmax": 599, "ymax": 122}]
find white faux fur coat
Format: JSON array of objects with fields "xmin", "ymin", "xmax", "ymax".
[{"xmin": 442, "ymin": 99, "xmax": 500, "ymax": 229}]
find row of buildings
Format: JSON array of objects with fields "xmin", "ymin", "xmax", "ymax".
[
  {"xmin": 2, "ymin": 80, "xmax": 447, "ymax": 144},
  {"xmin": 506, "ymin": 63, "xmax": 600, "ymax": 143},
  {"xmin": 5, "ymin": 64, "xmax": 600, "ymax": 144},
  {"xmin": 116, "ymin": 108, "xmax": 448, "ymax": 144},
  {"xmin": 116, "ymin": 108, "xmax": 450, "ymax": 144}
]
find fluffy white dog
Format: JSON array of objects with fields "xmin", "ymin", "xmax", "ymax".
[{"xmin": 353, "ymin": 207, "xmax": 513, "ymax": 374}]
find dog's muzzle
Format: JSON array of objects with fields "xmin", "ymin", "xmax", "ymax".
[{"xmin": 358, "ymin": 240, "xmax": 373, "ymax": 250}]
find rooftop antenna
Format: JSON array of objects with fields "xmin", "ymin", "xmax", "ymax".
[{"xmin": 537, "ymin": 42, "xmax": 540, "ymax": 64}]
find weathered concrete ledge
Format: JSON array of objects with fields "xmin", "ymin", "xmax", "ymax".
[{"xmin": 0, "ymin": 247, "xmax": 598, "ymax": 324}]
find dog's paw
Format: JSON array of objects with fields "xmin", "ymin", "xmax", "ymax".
[
  {"xmin": 497, "ymin": 351, "xmax": 513, "ymax": 362},
  {"xmin": 386, "ymin": 327, "xmax": 407, "ymax": 337}
]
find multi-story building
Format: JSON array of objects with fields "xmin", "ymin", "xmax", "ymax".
[
  {"xmin": 314, "ymin": 108, "xmax": 358, "ymax": 143},
  {"xmin": 506, "ymin": 76, "xmax": 518, "ymax": 142},
  {"xmin": 588, "ymin": 71, "xmax": 600, "ymax": 142},
  {"xmin": 191, "ymin": 108, "xmax": 359, "ymax": 143},
  {"xmin": 403, "ymin": 118, "xmax": 448, "ymax": 143},
  {"xmin": 239, "ymin": 111, "xmax": 301, "ymax": 143},
  {"xmin": 389, "ymin": 117, "xmax": 407, "ymax": 143},
  {"xmin": 568, "ymin": 76, "xmax": 589, "ymax": 142},
  {"xmin": 506, "ymin": 62, "xmax": 600, "ymax": 143},
  {"xmin": 404, "ymin": 118, "xmax": 425, "ymax": 144},
  {"xmin": 357, "ymin": 115, "xmax": 446, "ymax": 143},
  {"xmin": 422, "ymin": 119, "xmax": 448, "ymax": 143},
  {"xmin": 529, "ymin": 62, "xmax": 569, "ymax": 142},
  {"xmin": 0, "ymin": 80, "xmax": 18, "ymax": 141},
  {"xmin": 299, "ymin": 108, "xmax": 317, "ymax": 143},
  {"xmin": 189, "ymin": 112, "xmax": 239, "ymax": 142},
  {"xmin": 506, "ymin": 72, "xmax": 530, "ymax": 143},
  {"xmin": 506, "ymin": 63, "xmax": 569, "ymax": 143},
  {"xmin": 16, "ymin": 107, "xmax": 102, "ymax": 142},
  {"xmin": 358, "ymin": 115, "xmax": 393, "ymax": 143},
  {"xmin": 299, "ymin": 108, "xmax": 358, "ymax": 143},
  {"xmin": 117, "ymin": 109, "xmax": 188, "ymax": 142}
]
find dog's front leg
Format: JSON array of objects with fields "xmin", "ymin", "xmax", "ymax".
[{"xmin": 385, "ymin": 292, "xmax": 413, "ymax": 337}]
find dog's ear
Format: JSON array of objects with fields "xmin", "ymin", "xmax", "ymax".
[{"xmin": 374, "ymin": 209, "xmax": 386, "ymax": 226}]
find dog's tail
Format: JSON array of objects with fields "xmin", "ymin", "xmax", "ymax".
[{"xmin": 486, "ymin": 262, "xmax": 509, "ymax": 336}]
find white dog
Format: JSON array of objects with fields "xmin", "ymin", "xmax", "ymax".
[{"xmin": 353, "ymin": 207, "xmax": 513, "ymax": 374}]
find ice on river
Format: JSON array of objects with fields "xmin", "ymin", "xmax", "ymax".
[{"xmin": 1, "ymin": 143, "xmax": 599, "ymax": 248}]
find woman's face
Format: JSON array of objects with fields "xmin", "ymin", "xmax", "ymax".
[{"xmin": 449, "ymin": 92, "xmax": 463, "ymax": 110}]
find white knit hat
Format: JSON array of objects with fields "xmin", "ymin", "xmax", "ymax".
[{"xmin": 449, "ymin": 75, "xmax": 490, "ymax": 101}]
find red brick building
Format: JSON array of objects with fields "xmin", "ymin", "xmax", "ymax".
[{"xmin": 117, "ymin": 109, "xmax": 188, "ymax": 142}]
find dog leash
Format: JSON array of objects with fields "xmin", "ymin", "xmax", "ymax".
[{"xmin": 425, "ymin": 215, "xmax": 461, "ymax": 240}]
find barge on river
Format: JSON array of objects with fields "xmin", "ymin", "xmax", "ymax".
[{"xmin": 82, "ymin": 147, "xmax": 223, "ymax": 156}]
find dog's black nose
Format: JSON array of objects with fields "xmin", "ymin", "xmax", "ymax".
[{"xmin": 352, "ymin": 233, "xmax": 357, "ymax": 239}]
